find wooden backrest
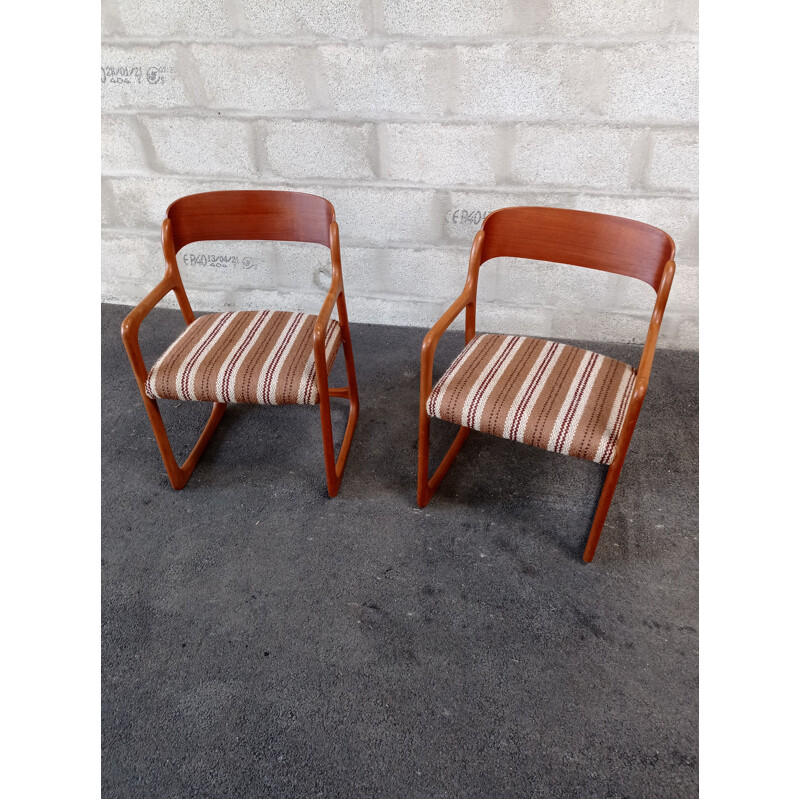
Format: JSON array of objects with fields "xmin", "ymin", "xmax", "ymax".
[
  {"xmin": 480, "ymin": 207, "xmax": 675, "ymax": 290},
  {"xmin": 166, "ymin": 190, "xmax": 335, "ymax": 252}
]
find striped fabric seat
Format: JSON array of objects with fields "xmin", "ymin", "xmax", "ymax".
[
  {"xmin": 145, "ymin": 310, "xmax": 341, "ymax": 406},
  {"xmin": 427, "ymin": 334, "xmax": 637, "ymax": 465}
]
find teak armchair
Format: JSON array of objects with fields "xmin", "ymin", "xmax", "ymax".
[
  {"xmin": 417, "ymin": 207, "xmax": 675, "ymax": 562},
  {"xmin": 121, "ymin": 190, "xmax": 359, "ymax": 495}
]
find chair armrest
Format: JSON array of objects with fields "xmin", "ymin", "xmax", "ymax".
[
  {"xmin": 314, "ymin": 221, "xmax": 346, "ymax": 349},
  {"xmin": 626, "ymin": 259, "xmax": 676, "ymax": 415},
  {"xmin": 120, "ymin": 273, "xmax": 176, "ymax": 386},
  {"xmin": 420, "ymin": 230, "xmax": 485, "ymax": 403},
  {"xmin": 313, "ymin": 272, "xmax": 343, "ymax": 348},
  {"xmin": 419, "ymin": 289, "xmax": 474, "ymax": 403}
]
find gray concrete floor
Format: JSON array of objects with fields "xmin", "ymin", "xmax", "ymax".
[{"xmin": 102, "ymin": 303, "xmax": 698, "ymax": 799}]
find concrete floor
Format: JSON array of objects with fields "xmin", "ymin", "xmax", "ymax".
[{"xmin": 102, "ymin": 303, "xmax": 698, "ymax": 798}]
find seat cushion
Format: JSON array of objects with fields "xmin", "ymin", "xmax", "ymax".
[
  {"xmin": 145, "ymin": 310, "xmax": 341, "ymax": 405},
  {"xmin": 427, "ymin": 334, "xmax": 637, "ymax": 465}
]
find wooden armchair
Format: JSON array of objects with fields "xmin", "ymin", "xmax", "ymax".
[
  {"xmin": 121, "ymin": 190, "xmax": 359, "ymax": 495},
  {"xmin": 417, "ymin": 207, "xmax": 675, "ymax": 561}
]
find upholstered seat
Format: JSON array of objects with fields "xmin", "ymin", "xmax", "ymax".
[
  {"xmin": 145, "ymin": 310, "xmax": 342, "ymax": 406},
  {"xmin": 427, "ymin": 334, "xmax": 636, "ymax": 466}
]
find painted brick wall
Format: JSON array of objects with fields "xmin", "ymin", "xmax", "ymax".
[{"xmin": 101, "ymin": 0, "xmax": 699, "ymax": 348}]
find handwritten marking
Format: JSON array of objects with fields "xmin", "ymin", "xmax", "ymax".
[
  {"xmin": 101, "ymin": 65, "xmax": 172, "ymax": 85},
  {"xmin": 446, "ymin": 209, "xmax": 491, "ymax": 225},
  {"xmin": 182, "ymin": 253, "xmax": 256, "ymax": 269}
]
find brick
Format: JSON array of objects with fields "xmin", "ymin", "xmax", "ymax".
[
  {"xmin": 382, "ymin": 0, "xmax": 508, "ymax": 37},
  {"xmin": 258, "ymin": 120, "xmax": 375, "ymax": 180},
  {"xmin": 381, "ymin": 247, "xmax": 468, "ymax": 300},
  {"xmin": 602, "ymin": 43, "xmax": 699, "ymax": 123},
  {"xmin": 608, "ymin": 256, "xmax": 697, "ymax": 313},
  {"xmin": 279, "ymin": 245, "xmax": 385, "ymax": 299},
  {"xmin": 646, "ymin": 129, "xmax": 699, "ymax": 191},
  {"xmin": 475, "ymin": 304, "xmax": 554, "ymax": 339},
  {"xmin": 453, "ymin": 44, "xmax": 597, "ymax": 120},
  {"xmin": 240, "ymin": 0, "xmax": 367, "ymax": 38},
  {"xmin": 574, "ymin": 194, "xmax": 698, "ymax": 259},
  {"xmin": 102, "ymin": 116, "xmax": 147, "ymax": 174},
  {"xmin": 191, "ymin": 44, "xmax": 309, "ymax": 113},
  {"xmin": 511, "ymin": 124, "xmax": 637, "ymax": 190},
  {"xmin": 101, "ymin": 45, "xmax": 193, "ymax": 110},
  {"xmin": 101, "ymin": 234, "xmax": 164, "ymax": 287},
  {"xmin": 143, "ymin": 116, "xmax": 256, "ymax": 177},
  {"xmin": 550, "ymin": 308, "xmax": 652, "ymax": 344},
  {"xmin": 489, "ymin": 258, "xmax": 618, "ymax": 309},
  {"xmin": 114, "ymin": 0, "xmax": 233, "ymax": 38},
  {"xmin": 546, "ymin": 1, "xmax": 674, "ymax": 37},
  {"xmin": 334, "ymin": 247, "xmax": 378, "ymax": 296},
  {"xmin": 101, "ymin": 1, "xmax": 123, "ymax": 37},
  {"xmin": 319, "ymin": 44, "xmax": 451, "ymax": 116},
  {"xmin": 322, "ymin": 186, "xmax": 443, "ymax": 246},
  {"xmin": 384, "ymin": 123, "xmax": 497, "ymax": 186},
  {"xmin": 260, "ymin": 242, "xmax": 338, "ymax": 292},
  {"xmin": 101, "ymin": 178, "xmax": 120, "ymax": 227},
  {"xmin": 667, "ymin": 259, "xmax": 698, "ymax": 310},
  {"xmin": 675, "ymin": 0, "xmax": 699, "ymax": 33}
]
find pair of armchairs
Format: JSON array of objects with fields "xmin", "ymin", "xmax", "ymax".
[{"xmin": 121, "ymin": 190, "xmax": 675, "ymax": 562}]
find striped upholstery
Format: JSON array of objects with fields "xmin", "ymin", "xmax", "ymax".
[
  {"xmin": 145, "ymin": 310, "xmax": 341, "ymax": 406},
  {"xmin": 427, "ymin": 334, "xmax": 637, "ymax": 465}
]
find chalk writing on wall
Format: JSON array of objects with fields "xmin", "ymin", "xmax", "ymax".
[
  {"xmin": 446, "ymin": 209, "xmax": 491, "ymax": 225},
  {"xmin": 182, "ymin": 253, "xmax": 256, "ymax": 269},
  {"xmin": 101, "ymin": 65, "xmax": 172, "ymax": 84}
]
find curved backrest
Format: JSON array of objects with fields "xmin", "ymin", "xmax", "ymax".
[
  {"xmin": 480, "ymin": 207, "xmax": 675, "ymax": 290},
  {"xmin": 166, "ymin": 190, "xmax": 335, "ymax": 252}
]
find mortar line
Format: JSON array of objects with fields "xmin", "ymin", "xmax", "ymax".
[
  {"xmin": 100, "ymin": 170, "xmax": 698, "ymax": 198},
  {"xmin": 103, "ymin": 107, "xmax": 699, "ymax": 129},
  {"xmin": 102, "ymin": 34, "xmax": 699, "ymax": 47}
]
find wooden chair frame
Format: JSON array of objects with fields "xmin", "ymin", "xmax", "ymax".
[
  {"xmin": 417, "ymin": 207, "xmax": 675, "ymax": 562},
  {"xmin": 121, "ymin": 190, "xmax": 359, "ymax": 496}
]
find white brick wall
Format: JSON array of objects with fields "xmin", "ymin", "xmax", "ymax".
[
  {"xmin": 509, "ymin": 125, "xmax": 640, "ymax": 190},
  {"xmin": 114, "ymin": 0, "xmax": 233, "ymax": 38},
  {"xmin": 101, "ymin": 45, "xmax": 193, "ymax": 109},
  {"xmin": 382, "ymin": 0, "xmax": 508, "ymax": 37},
  {"xmin": 191, "ymin": 45, "xmax": 310, "ymax": 113},
  {"xmin": 143, "ymin": 116, "xmax": 256, "ymax": 177},
  {"xmin": 101, "ymin": 0, "xmax": 699, "ymax": 349},
  {"xmin": 318, "ymin": 44, "xmax": 451, "ymax": 116},
  {"xmin": 384, "ymin": 124, "xmax": 498, "ymax": 186},
  {"xmin": 647, "ymin": 129, "xmax": 700, "ymax": 191},
  {"xmin": 452, "ymin": 44, "xmax": 598, "ymax": 120},
  {"xmin": 240, "ymin": 0, "xmax": 369, "ymax": 39},
  {"xmin": 258, "ymin": 120, "xmax": 376, "ymax": 180}
]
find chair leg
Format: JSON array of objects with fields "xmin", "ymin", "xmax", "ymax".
[
  {"xmin": 581, "ymin": 457, "xmax": 624, "ymax": 561},
  {"xmin": 417, "ymin": 411, "xmax": 471, "ymax": 508},
  {"xmin": 583, "ymin": 392, "xmax": 646, "ymax": 561},
  {"xmin": 141, "ymin": 394, "xmax": 227, "ymax": 490},
  {"xmin": 317, "ymin": 331, "xmax": 360, "ymax": 498}
]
